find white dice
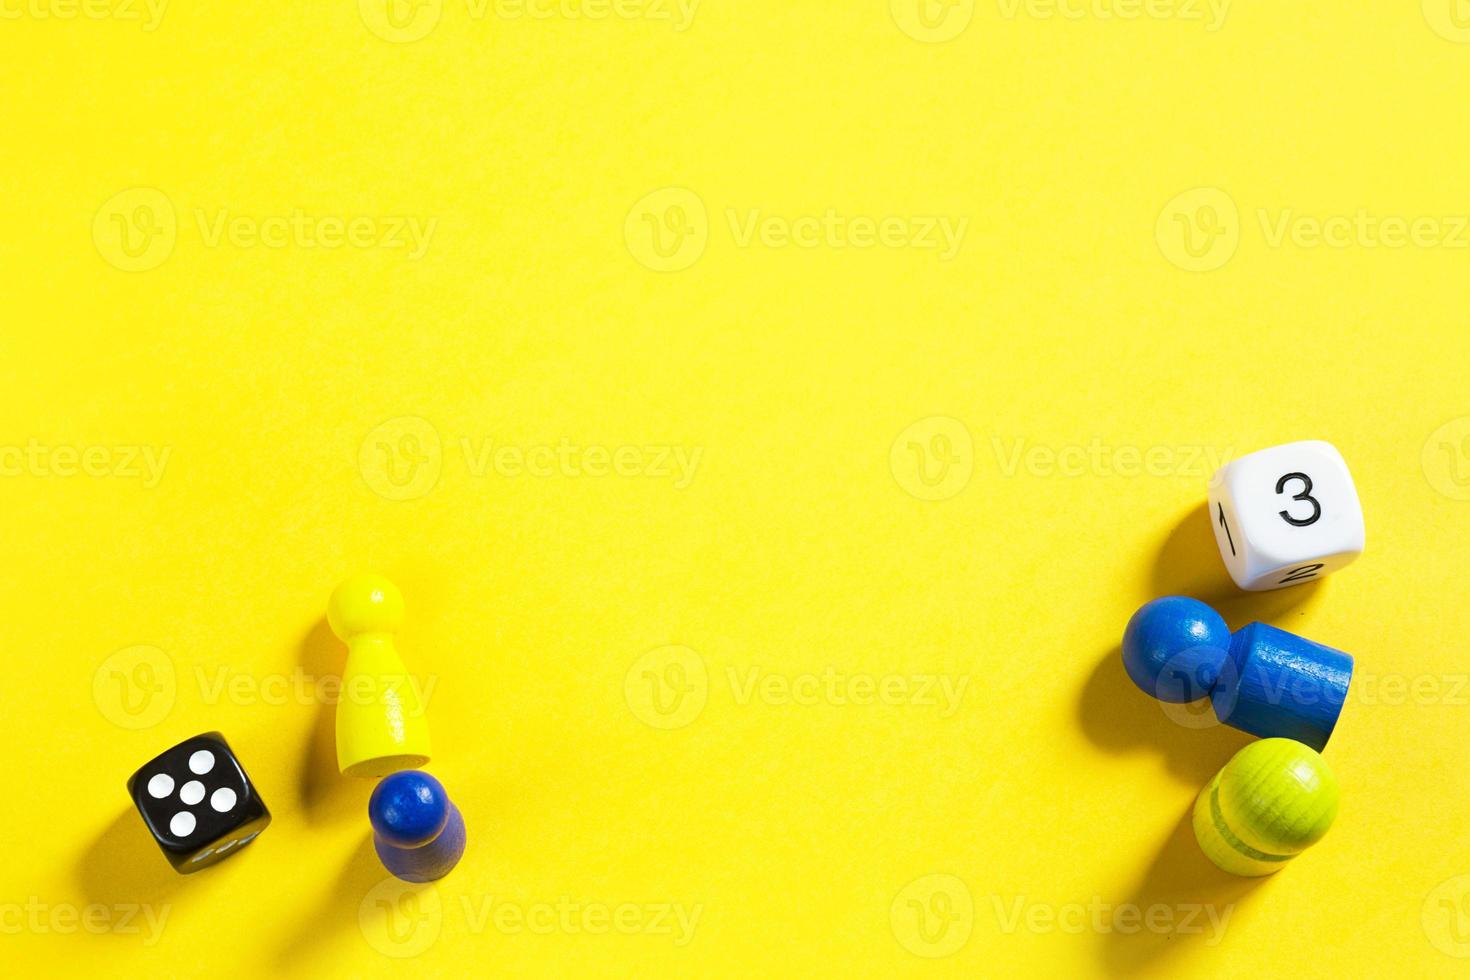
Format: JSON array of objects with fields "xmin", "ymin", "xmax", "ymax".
[{"xmin": 1207, "ymin": 440, "xmax": 1365, "ymax": 591}]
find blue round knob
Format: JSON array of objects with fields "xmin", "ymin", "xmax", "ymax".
[
  {"xmin": 1121, "ymin": 596, "xmax": 1231, "ymax": 703},
  {"xmin": 369, "ymin": 770, "xmax": 450, "ymax": 848}
]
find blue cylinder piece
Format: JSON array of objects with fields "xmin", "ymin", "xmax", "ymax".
[
  {"xmin": 1210, "ymin": 622, "xmax": 1353, "ymax": 752},
  {"xmin": 369, "ymin": 770, "xmax": 466, "ymax": 883}
]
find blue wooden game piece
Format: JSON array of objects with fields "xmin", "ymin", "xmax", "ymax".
[
  {"xmin": 369, "ymin": 770, "xmax": 466, "ymax": 883},
  {"xmin": 1121, "ymin": 596, "xmax": 1353, "ymax": 751},
  {"xmin": 1121, "ymin": 596, "xmax": 1231, "ymax": 703},
  {"xmin": 1210, "ymin": 622, "xmax": 1353, "ymax": 752}
]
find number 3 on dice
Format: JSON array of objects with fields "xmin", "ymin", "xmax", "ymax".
[{"xmin": 1208, "ymin": 440, "xmax": 1365, "ymax": 592}]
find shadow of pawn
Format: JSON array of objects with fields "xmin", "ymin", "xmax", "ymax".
[
  {"xmin": 272, "ymin": 836, "xmax": 411, "ymax": 969},
  {"xmin": 1077, "ymin": 644, "xmax": 1249, "ymax": 787},
  {"xmin": 1099, "ymin": 804, "xmax": 1265, "ymax": 976},
  {"xmin": 297, "ymin": 617, "xmax": 373, "ymax": 826}
]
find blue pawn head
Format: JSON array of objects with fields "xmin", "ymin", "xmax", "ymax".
[
  {"xmin": 370, "ymin": 770, "xmax": 451, "ymax": 848},
  {"xmin": 1121, "ymin": 596, "xmax": 1231, "ymax": 704}
]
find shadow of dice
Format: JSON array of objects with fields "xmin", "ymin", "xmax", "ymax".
[
  {"xmin": 1208, "ymin": 440, "xmax": 1365, "ymax": 592},
  {"xmin": 127, "ymin": 732, "xmax": 271, "ymax": 874}
]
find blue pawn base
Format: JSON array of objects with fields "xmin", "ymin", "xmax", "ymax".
[
  {"xmin": 1211, "ymin": 622, "xmax": 1353, "ymax": 752},
  {"xmin": 374, "ymin": 802, "xmax": 466, "ymax": 883}
]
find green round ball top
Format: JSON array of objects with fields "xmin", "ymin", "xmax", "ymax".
[
  {"xmin": 1217, "ymin": 738, "xmax": 1339, "ymax": 857},
  {"xmin": 327, "ymin": 573, "xmax": 405, "ymax": 639}
]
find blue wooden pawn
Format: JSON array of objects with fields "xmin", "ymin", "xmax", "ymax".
[
  {"xmin": 1121, "ymin": 596, "xmax": 1353, "ymax": 751},
  {"xmin": 369, "ymin": 770, "xmax": 466, "ymax": 883}
]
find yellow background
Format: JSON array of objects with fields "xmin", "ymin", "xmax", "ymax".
[{"xmin": 4, "ymin": 1, "xmax": 1470, "ymax": 976}]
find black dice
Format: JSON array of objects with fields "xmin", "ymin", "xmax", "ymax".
[{"xmin": 127, "ymin": 732, "xmax": 271, "ymax": 874}]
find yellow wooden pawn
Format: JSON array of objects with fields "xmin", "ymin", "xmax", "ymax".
[
  {"xmin": 1192, "ymin": 738, "xmax": 1338, "ymax": 876},
  {"xmin": 327, "ymin": 574, "xmax": 432, "ymax": 777}
]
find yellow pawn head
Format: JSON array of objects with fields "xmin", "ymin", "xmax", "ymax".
[
  {"xmin": 328, "ymin": 574, "xmax": 431, "ymax": 778},
  {"xmin": 1192, "ymin": 738, "xmax": 1338, "ymax": 877},
  {"xmin": 329, "ymin": 573, "xmax": 405, "ymax": 638}
]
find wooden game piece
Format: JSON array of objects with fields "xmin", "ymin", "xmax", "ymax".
[
  {"xmin": 126, "ymin": 732, "xmax": 271, "ymax": 874},
  {"xmin": 327, "ymin": 573, "xmax": 432, "ymax": 777},
  {"xmin": 1209, "ymin": 620, "xmax": 1354, "ymax": 752},
  {"xmin": 369, "ymin": 770, "xmax": 466, "ymax": 883},
  {"xmin": 1120, "ymin": 594, "xmax": 1231, "ymax": 704},
  {"xmin": 1208, "ymin": 440, "xmax": 1365, "ymax": 591},
  {"xmin": 1122, "ymin": 596, "xmax": 1353, "ymax": 751},
  {"xmin": 1192, "ymin": 738, "xmax": 1338, "ymax": 876}
]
